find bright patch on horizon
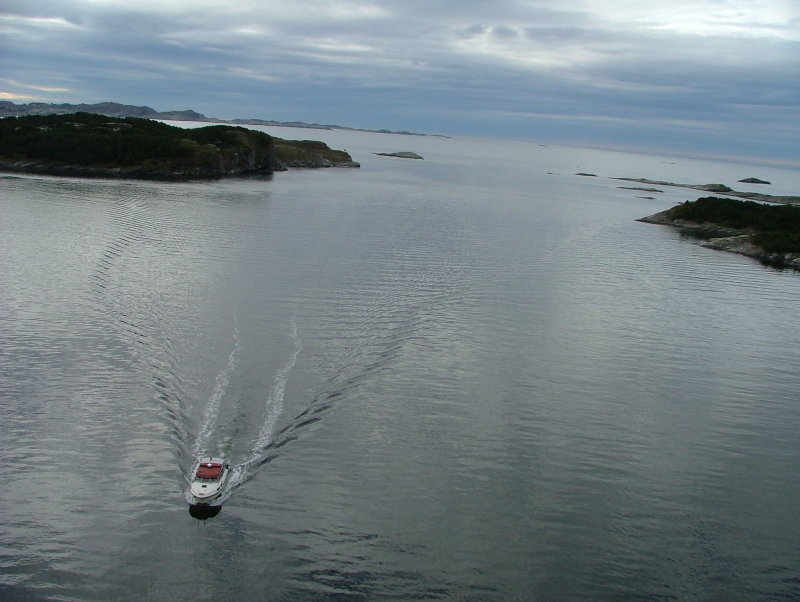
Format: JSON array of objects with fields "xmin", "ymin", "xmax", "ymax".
[
  {"xmin": 0, "ymin": 15, "xmax": 79, "ymax": 29},
  {"xmin": 232, "ymin": 26, "xmax": 270, "ymax": 36},
  {"xmin": 0, "ymin": 92, "xmax": 38, "ymax": 100},
  {"xmin": 650, "ymin": 20, "xmax": 796, "ymax": 39},
  {"xmin": 275, "ymin": 1, "xmax": 390, "ymax": 22},
  {"xmin": 308, "ymin": 38, "xmax": 378, "ymax": 54},
  {"xmin": 327, "ymin": 3, "xmax": 389, "ymax": 19},
  {"xmin": 1, "ymin": 79, "xmax": 70, "ymax": 94},
  {"xmin": 453, "ymin": 28, "xmax": 605, "ymax": 70},
  {"xmin": 226, "ymin": 67, "xmax": 282, "ymax": 83},
  {"xmin": 583, "ymin": 0, "xmax": 797, "ymax": 39}
]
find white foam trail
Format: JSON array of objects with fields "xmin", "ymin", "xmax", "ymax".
[
  {"xmin": 192, "ymin": 319, "xmax": 240, "ymax": 458},
  {"xmin": 255, "ymin": 318, "xmax": 301, "ymax": 452},
  {"xmin": 227, "ymin": 317, "xmax": 301, "ymax": 490}
]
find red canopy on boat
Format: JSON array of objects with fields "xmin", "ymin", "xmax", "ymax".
[{"xmin": 195, "ymin": 463, "xmax": 223, "ymax": 479}]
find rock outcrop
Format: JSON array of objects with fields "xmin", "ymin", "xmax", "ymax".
[
  {"xmin": 274, "ymin": 139, "xmax": 360, "ymax": 168},
  {"xmin": 374, "ymin": 151, "xmax": 424, "ymax": 160}
]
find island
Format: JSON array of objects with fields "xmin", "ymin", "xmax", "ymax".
[
  {"xmin": 374, "ymin": 151, "xmax": 424, "ymax": 160},
  {"xmin": 0, "ymin": 112, "xmax": 358, "ymax": 180},
  {"xmin": 612, "ymin": 177, "xmax": 799, "ymax": 205},
  {"xmin": 639, "ymin": 196, "xmax": 800, "ymax": 270}
]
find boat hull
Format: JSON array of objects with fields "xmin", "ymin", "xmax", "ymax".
[{"xmin": 188, "ymin": 457, "xmax": 229, "ymax": 505}]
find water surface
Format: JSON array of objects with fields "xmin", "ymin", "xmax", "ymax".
[{"xmin": 2, "ymin": 132, "xmax": 799, "ymax": 600}]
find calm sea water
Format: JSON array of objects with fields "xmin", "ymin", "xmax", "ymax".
[{"xmin": 1, "ymin": 128, "xmax": 799, "ymax": 601}]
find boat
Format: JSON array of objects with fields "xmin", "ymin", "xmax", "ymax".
[{"xmin": 189, "ymin": 457, "xmax": 230, "ymax": 505}]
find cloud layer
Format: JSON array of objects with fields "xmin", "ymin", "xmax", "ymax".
[{"xmin": 2, "ymin": 0, "xmax": 798, "ymax": 158}]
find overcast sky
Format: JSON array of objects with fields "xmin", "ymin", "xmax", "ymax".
[{"xmin": 2, "ymin": 0, "xmax": 798, "ymax": 161}]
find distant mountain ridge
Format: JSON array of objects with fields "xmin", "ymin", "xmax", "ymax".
[
  {"xmin": 0, "ymin": 101, "xmax": 205, "ymax": 121},
  {"xmin": 0, "ymin": 100, "xmax": 438, "ymax": 136}
]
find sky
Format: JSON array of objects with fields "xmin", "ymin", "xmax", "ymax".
[{"xmin": 1, "ymin": 0, "xmax": 799, "ymax": 162}]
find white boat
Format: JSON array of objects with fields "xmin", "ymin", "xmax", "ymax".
[{"xmin": 189, "ymin": 457, "xmax": 230, "ymax": 505}]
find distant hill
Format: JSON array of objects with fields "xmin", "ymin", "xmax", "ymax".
[
  {"xmin": 0, "ymin": 100, "xmax": 440, "ymax": 137},
  {"xmin": 0, "ymin": 101, "xmax": 206, "ymax": 122}
]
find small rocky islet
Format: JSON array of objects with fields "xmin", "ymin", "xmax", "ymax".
[
  {"xmin": 0, "ymin": 112, "xmax": 359, "ymax": 180},
  {"xmin": 374, "ymin": 151, "xmax": 424, "ymax": 160}
]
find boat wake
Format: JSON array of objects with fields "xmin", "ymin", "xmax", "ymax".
[
  {"xmin": 218, "ymin": 309, "xmax": 418, "ymax": 500},
  {"xmin": 192, "ymin": 317, "xmax": 241, "ymax": 459},
  {"xmin": 188, "ymin": 308, "xmax": 415, "ymax": 508},
  {"xmin": 207, "ymin": 316, "xmax": 302, "ymax": 505},
  {"xmin": 251, "ymin": 317, "xmax": 302, "ymax": 461}
]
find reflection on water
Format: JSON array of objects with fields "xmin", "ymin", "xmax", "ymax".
[{"xmin": 1, "ymin": 135, "xmax": 799, "ymax": 600}]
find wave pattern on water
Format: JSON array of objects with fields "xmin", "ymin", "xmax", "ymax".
[{"xmin": 3, "ymin": 139, "xmax": 800, "ymax": 601}]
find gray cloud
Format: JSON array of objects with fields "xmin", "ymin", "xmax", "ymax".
[
  {"xmin": 492, "ymin": 26, "xmax": 519, "ymax": 39},
  {"xmin": 1, "ymin": 0, "xmax": 798, "ymax": 160}
]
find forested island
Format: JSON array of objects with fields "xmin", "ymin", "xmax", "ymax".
[
  {"xmin": 640, "ymin": 196, "xmax": 800, "ymax": 270},
  {"xmin": 0, "ymin": 113, "xmax": 358, "ymax": 180}
]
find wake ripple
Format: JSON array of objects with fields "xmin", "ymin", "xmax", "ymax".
[{"xmin": 192, "ymin": 317, "xmax": 241, "ymax": 458}]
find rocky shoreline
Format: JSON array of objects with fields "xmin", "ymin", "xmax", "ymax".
[
  {"xmin": 272, "ymin": 138, "xmax": 360, "ymax": 169},
  {"xmin": 638, "ymin": 208, "xmax": 800, "ymax": 270},
  {"xmin": 0, "ymin": 158, "xmax": 274, "ymax": 181},
  {"xmin": 0, "ymin": 148, "xmax": 360, "ymax": 180}
]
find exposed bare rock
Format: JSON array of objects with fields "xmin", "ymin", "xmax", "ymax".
[{"xmin": 374, "ymin": 151, "xmax": 424, "ymax": 160}]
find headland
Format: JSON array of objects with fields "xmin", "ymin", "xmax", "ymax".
[
  {"xmin": 0, "ymin": 112, "xmax": 358, "ymax": 181},
  {"xmin": 639, "ymin": 196, "xmax": 800, "ymax": 270}
]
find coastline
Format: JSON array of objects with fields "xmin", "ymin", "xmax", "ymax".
[
  {"xmin": 0, "ymin": 159, "xmax": 274, "ymax": 181},
  {"xmin": 638, "ymin": 208, "xmax": 800, "ymax": 270}
]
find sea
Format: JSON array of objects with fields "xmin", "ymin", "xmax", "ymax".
[{"xmin": 1, "ymin": 125, "xmax": 799, "ymax": 601}]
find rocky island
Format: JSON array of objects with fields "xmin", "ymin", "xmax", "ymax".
[
  {"xmin": 0, "ymin": 112, "xmax": 358, "ymax": 180},
  {"xmin": 374, "ymin": 151, "xmax": 424, "ymax": 160},
  {"xmin": 639, "ymin": 196, "xmax": 800, "ymax": 270},
  {"xmin": 613, "ymin": 177, "xmax": 799, "ymax": 204}
]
